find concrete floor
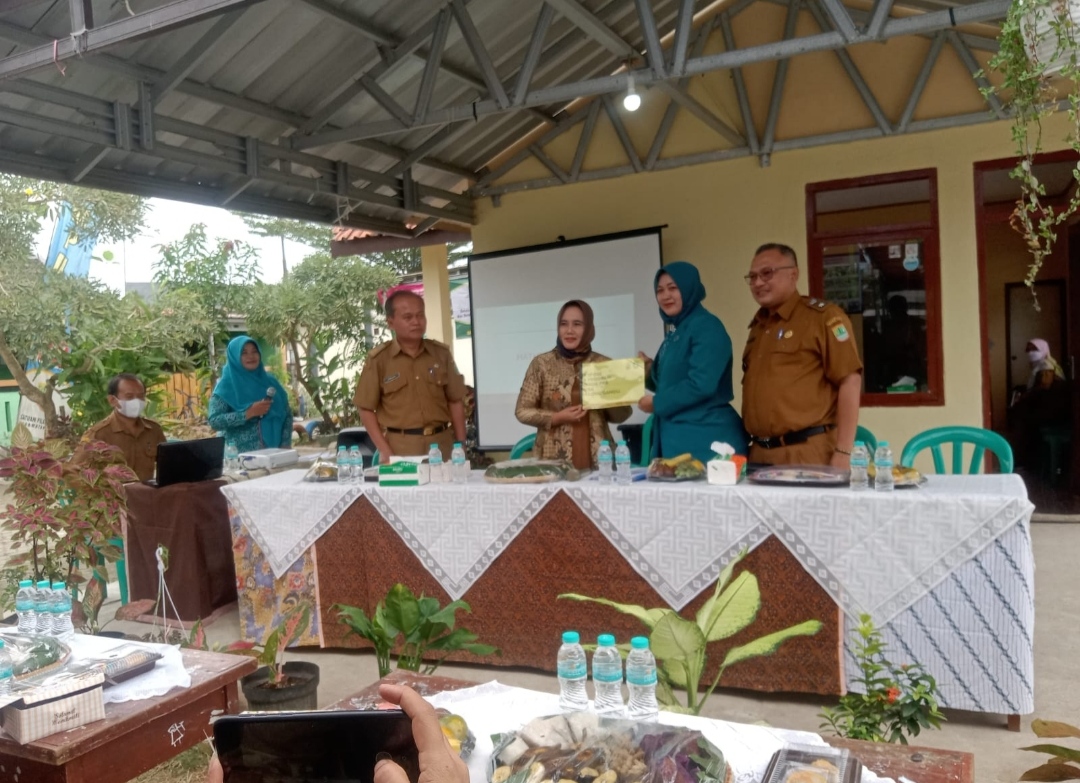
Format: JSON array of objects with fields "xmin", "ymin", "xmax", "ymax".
[{"xmin": 101, "ymin": 521, "xmax": 1080, "ymax": 783}]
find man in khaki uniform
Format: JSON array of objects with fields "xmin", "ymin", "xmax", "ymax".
[
  {"xmin": 79, "ymin": 373, "xmax": 166, "ymax": 481},
  {"xmin": 741, "ymin": 243, "xmax": 863, "ymax": 468},
  {"xmin": 354, "ymin": 291, "xmax": 467, "ymax": 459}
]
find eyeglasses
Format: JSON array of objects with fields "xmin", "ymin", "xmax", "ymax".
[{"xmin": 744, "ymin": 265, "xmax": 796, "ymax": 284}]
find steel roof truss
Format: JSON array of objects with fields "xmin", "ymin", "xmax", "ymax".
[
  {"xmin": 897, "ymin": 30, "xmax": 944, "ymax": 132},
  {"xmin": 761, "ymin": 0, "xmax": 801, "ymax": 164},
  {"xmin": 718, "ymin": 12, "xmax": 759, "ymax": 156},
  {"xmin": 530, "ymin": 143, "xmax": 571, "ymax": 182},
  {"xmin": 806, "ymin": 0, "xmax": 890, "ymax": 134},
  {"xmin": 632, "ymin": 0, "xmax": 667, "ymax": 77},
  {"xmin": 668, "ymin": 0, "xmax": 695, "ymax": 77},
  {"xmin": 545, "ymin": 0, "xmax": 638, "ymax": 60},
  {"xmin": 571, "ymin": 99, "xmax": 601, "ymax": 178},
  {"xmin": 655, "ymin": 81, "xmax": 745, "ymax": 145},
  {"xmin": 512, "ymin": 3, "xmax": 555, "ymax": 107},
  {"xmin": 817, "ymin": 0, "xmax": 859, "ymax": 42},
  {"xmin": 150, "ymin": 8, "xmax": 246, "ymax": 105},
  {"xmin": 946, "ymin": 29, "xmax": 1005, "ymax": 119},
  {"xmin": 358, "ymin": 74, "xmax": 414, "ymax": 126},
  {"xmin": 449, "ymin": 0, "xmax": 510, "ymax": 109},
  {"xmin": 414, "ymin": 9, "xmax": 451, "ymax": 125},
  {"xmin": 865, "ymin": 0, "xmax": 894, "ymax": 36},
  {"xmin": 601, "ymin": 94, "xmax": 643, "ymax": 172}
]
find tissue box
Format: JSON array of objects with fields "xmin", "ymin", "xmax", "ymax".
[
  {"xmin": 379, "ymin": 458, "xmax": 430, "ymax": 486},
  {"xmin": 1, "ymin": 671, "xmax": 105, "ymax": 744},
  {"xmin": 707, "ymin": 456, "xmax": 746, "ymax": 485}
]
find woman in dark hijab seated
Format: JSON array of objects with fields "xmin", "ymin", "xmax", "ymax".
[
  {"xmin": 208, "ymin": 336, "xmax": 292, "ymax": 453},
  {"xmin": 638, "ymin": 261, "xmax": 747, "ymax": 463},
  {"xmin": 515, "ymin": 300, "xmax": 632, "ymax": 470}
]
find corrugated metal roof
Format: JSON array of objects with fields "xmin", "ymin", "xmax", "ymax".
[{"xmin": 0, "ymin": 0, "xmax": 1006, "ymax": 237}]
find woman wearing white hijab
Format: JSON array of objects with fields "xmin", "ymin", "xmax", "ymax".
[{"xmin": 1010, "ymin": 337, "xmax": 1069, "ymax": 470}]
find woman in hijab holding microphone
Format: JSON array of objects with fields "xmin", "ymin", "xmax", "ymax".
[
  {"xmin": 638, "ymin": 261, "xmax": 746, "ymax": 463},
  {"xmin": 515, "ymin": 300, "xmax": 632, "ymax": 470},
  {"xmin": 208, "ymin": 336, "xmax": 292, "ymax": 452}
]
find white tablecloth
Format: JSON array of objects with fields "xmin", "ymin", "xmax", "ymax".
[
  {"xmin": 427, "ymin": 681, "xmax": 892, "ymax": 783},
  {"xmin": 224, "ymin": 471, "xmax": 1035, "ymax": 715}
]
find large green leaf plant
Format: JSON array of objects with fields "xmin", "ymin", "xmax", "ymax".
[
  {"xmin": 560, "ymin": 550, "xmax": 821, "ymax": 715},
  {"xmin": 336, "ymin": 583, "xmax": 499, "ymax": 677}
]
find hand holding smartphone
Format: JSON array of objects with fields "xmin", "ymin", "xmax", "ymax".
[{"xmin": 214, "ymin": 710, "xmax": 419, "ymax": 783}]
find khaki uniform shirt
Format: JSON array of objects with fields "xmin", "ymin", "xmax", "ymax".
[
  {"xmin": 80, "ymin": 412, "xmax": 167, "ymax": 482},
  {"xmin": 354, "ymin": 338, "xmax": 466, "ymax": 457},
  {"xmin": 742, "ymin": 294, "xmax": 863, "ymax": 465}
]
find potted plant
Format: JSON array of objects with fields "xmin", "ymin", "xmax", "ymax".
[
  {"xmin": 336, "ymin": 583, "xmax": 499, "ymax": 678},
  {"xmin": 559, "ymin": 549, "xmax": 822, "ymax": 715},
  {"xmin": 988, "ymin": 0, "xmax": 1080, "ymax": 289},
  {"xmin": 1015, "ymin": 719, "xmax": 1080, "ymax": 779},
  {"xmin": 0, "ymin": 425, "xmax": 136, "ymax": 633},
  {"xmin": 239, "ymin": 603, "xmax": 319, "ymax": 711}
]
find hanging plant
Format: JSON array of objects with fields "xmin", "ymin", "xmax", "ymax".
[{"xmin": 987, "ymin": 0, "xmax": 1080, "ymax": 295}]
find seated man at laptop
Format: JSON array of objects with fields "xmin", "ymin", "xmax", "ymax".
[{"xmin": 79, "ymin": 373, "xmax": 166, "ymax": 482}]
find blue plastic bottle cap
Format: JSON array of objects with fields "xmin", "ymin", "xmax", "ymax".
[
  {"xmin": 0, "ymin": 639, "xmax": 5, "ymax": 649},
  {"xmin": 36, "ymin": 580, "xmax": 49, "ymax": 589},
  {"xmin": 617, "ymin": 440, "xmax": 626, "ymax": 446},
  {"xmin": 597, "ymin": 634, "xmax": 615, "ymax": 646},
  {"xmin": 600, "ymin": 440, "xmax": 609, "ymax": 446},
  {"xmin": 562, "ymin": 631, "xmax": 580, "ymax": 644},
  {"xmin": 454, "ymin": 442, "xmax": 462, "ymax": 448},
  {"xmin": 18, "ymin": 580, "xmax": 31, "ymax": 588},
  {"xmin": 879, "ymin": 441, "xmax": 889, "ymax": 447},
  {"xmin": 854, "ymin": 441, "xmax": 864, "ymax": 448},
  {"xmin": 431, "ymin": 443, "xmax": 439, "ymax": 449},
  {"xmin": 51, "ymin": 582, "xmax": 64, "ymax": 590},
  {"xmin": 630, "ymin": 636, "xmax": 649, "ymax": 650}
]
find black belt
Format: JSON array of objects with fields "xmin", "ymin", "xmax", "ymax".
[
  {"xmin": 385, "ymin": 423, "xmax": 449, "ymax": 437},
  {"xmin": 750, "ymin": 424, "xmax": 834, "ymax": 450}
]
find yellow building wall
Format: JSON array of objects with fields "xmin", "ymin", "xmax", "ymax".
[{"xmin": 470, "ymin": 116, "xmax": 1074, "ymax": 457}]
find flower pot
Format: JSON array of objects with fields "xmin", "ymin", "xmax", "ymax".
[
  {"xmin": 240, "ymin": 660, "xmax": 319, "ymax": 711},
  {"xmin": 1021, "ymin": 0, "xmax": 1080, "ymax": 76}
]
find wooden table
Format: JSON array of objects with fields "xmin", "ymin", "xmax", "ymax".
[
  {"xmin": 331, "ymin": 671, "xmax": 974, "ymax": 783},
  {"xmin": 0, "ymin": 648, "xmax": 256, "ymax": 782}
]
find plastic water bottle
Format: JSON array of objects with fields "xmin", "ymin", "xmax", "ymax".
[
  {"xmin": 336, "ymin": 445, "xmax": 349, "ymax": 483},
  {"xmin": 557, "ymin": 631, "xmax": 588, "ymax": 711},
  {"xmin": 348, "ymin": 446, "xmax": 363, "ymax": 485},
  {"xmin": 34, "ymin": 580, "xmax": 53, "ymax": 635},
  {"xmin": 224, "ymin": 442, "xmax": 240, "ymax": 472},
  {"xmin": 597, "ymin": 440, "xmax": 614, "ymax": 484},
  {"xmin": 51, "ymin": 581, "xmax": 74, "ymax": 640},
  {"xmin": 626, "ymin": 636, "xmax": 659, "ymax": 720},
  {"xmin": 592, "ymin": 634, "xmax": 626, "ymax": 716},
  {"xmin": 614, "ymin": 440, "xmax": 632, "ymax": 486},
  {"xmin": 874, "ymin": 441, "xmax": 895, "ymax": 493},
  {"xmin": 0, "ymin": 640, "xmax": 12, "ymax": 694},
  {"xmin": 849, "ymin": 442, "xmax": 870, "ymax": 491},
  {"xmin": 15, "ymin": 579, "xmax": 35, "ymax": 634},
  {"xmin": 451, "ymin": 442, "xmax": 468, "ymax": 485}
]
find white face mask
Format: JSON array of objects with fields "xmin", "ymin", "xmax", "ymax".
[
  {"xmin": 1027, "ymin": 350, "xmax": 1042, "ymax": 363},
  {"xmin": 117, "ymin": 398, "xmax": 147, "ymax": 418}
]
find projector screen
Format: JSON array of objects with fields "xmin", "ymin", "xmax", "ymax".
[{"xmin": 469, "ymin": 228, "xmax": 664, "ymax": 449}]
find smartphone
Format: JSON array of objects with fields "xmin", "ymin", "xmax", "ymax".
[{"xmin": 214, "ymin": 710, "xmax": 420, "ymax": 783}]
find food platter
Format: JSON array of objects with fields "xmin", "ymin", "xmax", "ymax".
[{"xmin": 748, "ymin": 465, "xmax": 849, "ymax": 487}]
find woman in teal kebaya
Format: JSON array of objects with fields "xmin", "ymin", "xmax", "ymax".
[{"xmin": 638, "ymin": 261, "xmax": 747, "ymax": 462}]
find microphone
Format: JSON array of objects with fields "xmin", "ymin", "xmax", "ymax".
[{"xmin": 260, "ymin": 387, "xmax": 275, "ymax": 417}]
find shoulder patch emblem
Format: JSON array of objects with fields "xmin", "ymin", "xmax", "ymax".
[
  {"xmin": 831, "ymin": 324, "xmax": 850, "ymax": 342},
  {"xmin": 826, "ymin": 316, "xmax": 844, "ymax": 328}
]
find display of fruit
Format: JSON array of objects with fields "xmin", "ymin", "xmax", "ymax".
[
  {"xmin": 647, "ymin": 454, "xmax": 705, "ymax": 481},
  {"xmin": 490, "ymin": 713, "xmax": 728, "ymax": 783},
  {"xmin": 438, "ymin": 712, "xmax": 475, "ymax": 758}
]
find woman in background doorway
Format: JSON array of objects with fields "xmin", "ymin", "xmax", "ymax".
[{"xmin": 1010, "ymin": 337, "xmax": 1069, "ymax": 470}]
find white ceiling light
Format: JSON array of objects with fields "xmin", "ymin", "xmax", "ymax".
[{"xmin": 623, "ymin": 74, "xmax": 641, "ymax": 112}]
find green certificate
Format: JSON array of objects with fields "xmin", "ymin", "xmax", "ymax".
[{"xmin": 581, "ymin": 358, "xmax": 645, "ymax": 409}]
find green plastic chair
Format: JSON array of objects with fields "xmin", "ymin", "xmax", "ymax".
[
  {"xmin": 855, "ymin": 425, "xmax": 878, "ymax": 454},
  {"xmin": 900, "ymin": 426, "xmax": 1014, "ymax": 474},
  {"xmin": 510, "ymin": 433, "xmax": 535, "ymax": 459}
]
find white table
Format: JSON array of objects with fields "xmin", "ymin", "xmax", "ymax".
[{"xmin": 223, "ymin": 472, "xmax": 1035, "ymax": 717}]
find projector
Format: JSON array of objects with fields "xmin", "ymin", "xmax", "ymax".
[{"xmin": 238, "ymin": 448, "xmax": 300, "ymax": 470}]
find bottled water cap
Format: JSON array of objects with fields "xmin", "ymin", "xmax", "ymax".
[
  {"xmin": 18, "ymin": 580, "xmax": 31, "ymax": 588},
  {"xmin": 51, "ymin": 582, "xmax": 65, "ymax": 590},
  {"xmin": 879, "ymin": 441, "xmax": 889, "ymax": 447},
  {"xmin": 453, "ymin": 442, "xmax": 462, "ymax": 448},
  {"xmin": 630, "ymin": 636, "xmax": 649, "ymax": 650},
  {"xmin": 617, "ymin": 440, "xmax": 626, "ymax": 447},
  {"xmin": 430, "ymin": 443, "xmax": 439, "ymax": 449},
  {"xmin": 0, "ymin": 639, "xmax": 5, "ymax": 649},
  {"xmin": 597, "ymin": 633, "xmax": 615, "ymax": 646},
  {"xmin": 600, "ymin": 440, "xmax": 609, "ymax": 446},
  {"xmin": 36, "ymin": 580, "xmax": 50, "ymax": 588},
  {"xmin": 854, "ymin": 441, "xmax": 864, "ymax": 448},
  {"xmin": 562, "ymin": 630, "xmax": 580, "ymax": 644}
]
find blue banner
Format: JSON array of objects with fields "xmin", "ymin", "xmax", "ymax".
[{"xmin": 45, "ymin": 204, "xmax": 95, "ymax": 278}]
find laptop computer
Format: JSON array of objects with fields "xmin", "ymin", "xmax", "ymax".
[{"xmin": 150, "ymin": 437, "xmax": 225, "ymax": 487}]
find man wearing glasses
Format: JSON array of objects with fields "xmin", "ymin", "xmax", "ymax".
[{"xmin": 741, "ymin": 243, "xmax": 863, "ymax": 468}]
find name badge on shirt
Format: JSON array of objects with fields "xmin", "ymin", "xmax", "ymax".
[{"xmin": 383, "ymin": 373, "xmax": 400, "ymax": 383}]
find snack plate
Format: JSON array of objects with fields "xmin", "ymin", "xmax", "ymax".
[
  {"xmin": 748, "ymin": 465, "xmax": 849, "ymax": 487},
  {"xmin": 647, "ymin": 474, "xmax": 703, "ymax": 482}
]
